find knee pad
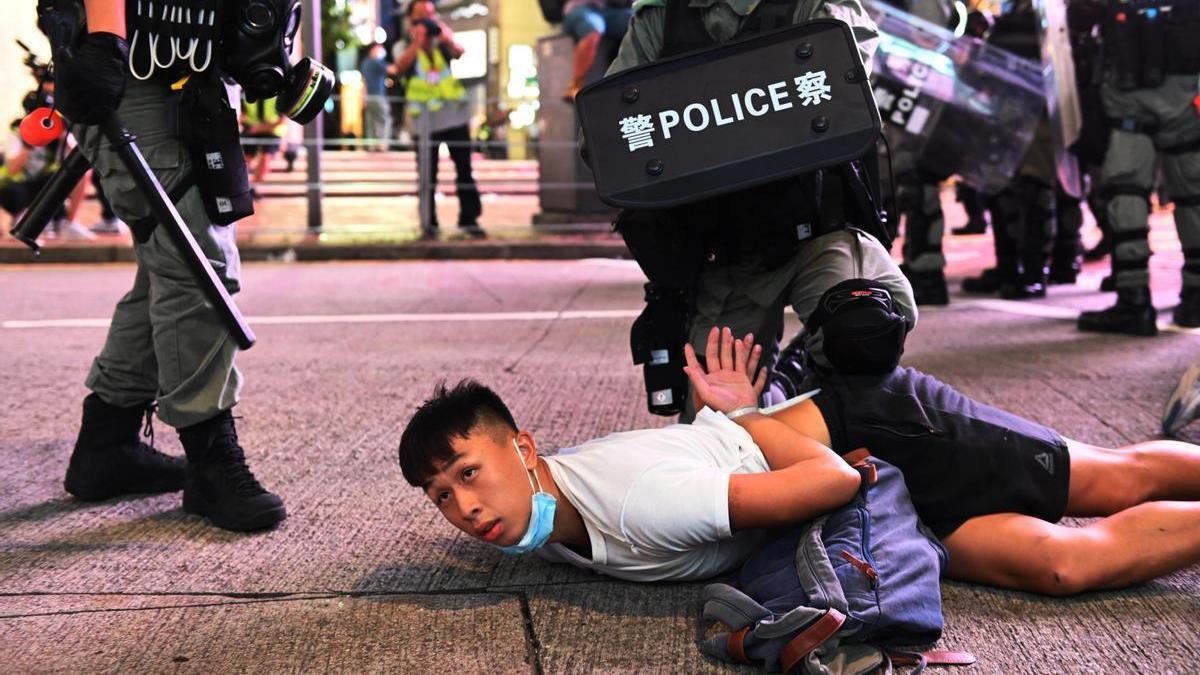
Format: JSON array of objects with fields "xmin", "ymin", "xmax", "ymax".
[{"xmin": 806, "ymin": 279, "xmax": 911, "ymax": 375}]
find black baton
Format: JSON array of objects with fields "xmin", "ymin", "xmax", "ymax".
[
  {"xmin": 9, "ymin": 147, "xmax": 91, "ymax": 250},
  {"xmin": 101, "ymin": 116, "xmax": 256, "ymax": 350},
  {"xmin": 8, "ymin": 115, "xmax": 257, "ymax": 350}
]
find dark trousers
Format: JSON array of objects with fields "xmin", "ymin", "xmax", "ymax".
[
  {"xmin": 93, "ymin": 169, "xmax": 116, "ymax": 221},
  {"xmin": 989, "ymin": 176, "xmax": 1056, "ymax": 284},
  {"xmin": 423, "ymin": 124, "xmax": 482, "ymax": 229}
]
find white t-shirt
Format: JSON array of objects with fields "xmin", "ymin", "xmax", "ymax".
[{"xmin": 536, "ymin": 407, "xmax": 771, "ymax": 582}]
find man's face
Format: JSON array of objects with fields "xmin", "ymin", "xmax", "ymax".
[
  {"xmin": 409, "ymin": 1, "xmax": 436, "ymax": 21},
  {"xmin": 421, "ymin": 427, "xmax": 536, "ymax": 547}
]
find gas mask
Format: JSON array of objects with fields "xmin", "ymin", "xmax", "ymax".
[{"xmin": 222, "ymin": 0, "xmax": 334, "ymax": 124}]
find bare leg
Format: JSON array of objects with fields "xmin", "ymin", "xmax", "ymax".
[
  {"xmin": 942, "ymin": 507, "xmax": 1200, "ymax": 595},
  {"xmin": 1065, "ymin": 437, "xmax": 1200, "ymax": 516},
  {"xmin": 564, "ymin": 32, "xmax": 601, "ymax": 101},
  {"xmin": 65, "ymin": 173, "xmax": 89, "ymax": 221},
  {"xmin": 254, "ymin": 152, "xmax": 272, "ymax": 184}
]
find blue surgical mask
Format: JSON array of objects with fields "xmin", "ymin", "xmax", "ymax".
[{"xmin": 498, "ymin": 438, "xmax": 557, "ymax": 555}]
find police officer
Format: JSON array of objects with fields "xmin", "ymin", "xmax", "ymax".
[
  {"xmin": 1077, "ymin": 0, "xmax": 1200, "ymax": 336},
  {"xmin": 892, "ymin": 0, "xmax": 985, "ymax": 306},
  {"xmin": 608, "ymin": 0, "xmax": 918, "ymax": 421},
  {"xmin": 961, "ymin": 0, "xmax": 1059, "ymax": 300},
  {"xmin": 54, "ymin": 0, "xmax": 285, "ymax": 531}
]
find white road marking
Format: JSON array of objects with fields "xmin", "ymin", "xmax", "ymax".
[
  {"xmin": 2, "ymin": 309, "xmax": 643, "ymax": 330},
  {"xmin": 5, "ymin": 301, "xmax": 1197, "ymax": 336}
]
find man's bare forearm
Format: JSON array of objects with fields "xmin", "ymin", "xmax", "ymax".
[
  {"xmin": 732, "ymin": 412, "xmax": 842, "ymax": 470},
  {"xmin": 729, "ymin": 455, "xmax": 861, "ymax": 530},
  {"xmin": 85, "ymin": 0, "xmax": 126, "ymax": 37}
]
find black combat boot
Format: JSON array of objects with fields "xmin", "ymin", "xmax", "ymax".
[
  {"xmin": 961, "ymin": 267, "xmax": 1001, "ymax": 294},
  {"xmin": 64, "ymin": 393, "xmax": 186, "ymax": 501},
  {"xmin": 1083, "ymin": 236, "xmax": 1112, "ymax": 262},
  {"xmin": 1077, "ymin": 287, "xmax": 1158, "ymax": 336},
  {"xmin": 901, "ymin": 265, "xmax": 950, "ymax": 306},
  {"xmin": 1175, "ymin": 287, "xmax": 1200, "ymax": 328},
  {"xmin": 1048, "ymin": 253, "xmax": 1083, "ymax": 285},
  {"xmin": 178, "ymin": 410, "xmax": 286, "ymax": 532},
  {"xmin": 951, "ymin": 217, "xmax": 988, "ymax": 236},
  {"xmin": 1000, "ymin": 264, "xmax": 1047, "ymax": 300}
]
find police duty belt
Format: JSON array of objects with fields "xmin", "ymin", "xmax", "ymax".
[{"xmin": 576, "ymin": 19, "xmax": 881, "ymax": 210}]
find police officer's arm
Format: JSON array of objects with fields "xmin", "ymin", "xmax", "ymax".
[
  {"xmin": 604, "ymin": 4, "xmax": 667, "ymax": 74},
  {"xmin": 84, "ymin": 0, "xmax": 126, "ymax": 38},
  {"xmin": 683, "ymin": 328, "xmax": 860, "ymax": 531}
]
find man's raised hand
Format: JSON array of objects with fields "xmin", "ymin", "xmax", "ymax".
[{"xmin": 683, "ymin": 326, "xmax": 768, "ymax": 414}]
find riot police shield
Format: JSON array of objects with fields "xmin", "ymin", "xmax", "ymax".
[
  {"xmin": 1035, "ymin": 0, "xmax": 1083, "ymax": 197},
  {"xmin": 864, "ymin": 0, "xmax": 1046, "ymax": 193},
  {"xmin": 576, "ymin": 20, "xmax": 880, "ymax": 209}
]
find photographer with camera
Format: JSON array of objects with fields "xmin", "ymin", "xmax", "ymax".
[
  {"xmin": 394, "ymin": 0, "xmax": 484, "ymax": 240},
  {"xmin": 41, "ymin": 0, "xmax": 338, "ymax": 532}
]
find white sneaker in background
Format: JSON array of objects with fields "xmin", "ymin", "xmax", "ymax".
[
  {"xmin": 90, "ymin": 217, "xmax": 129, "ymax": 235},
  {"xmin": 59, "ymin": 219, "xmax": 97, "ymax": 240}
]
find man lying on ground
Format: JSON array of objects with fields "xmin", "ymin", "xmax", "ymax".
[{"xmin": 398, "ymin": 327, "xmax": 1200, "ymax": 595}]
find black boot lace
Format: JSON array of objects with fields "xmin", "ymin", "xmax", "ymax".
[
  {"xmin": 142, "ymin": 402, "xmax": 157, "ymax": 450},
  {"xmin": 216, "ymin": 416, "xmax": 267, "ymax": 496},
  {"xmin": 129, "ymin": 402, "xmax": 176, "ymax": 468}
]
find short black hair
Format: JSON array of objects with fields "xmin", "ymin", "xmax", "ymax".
[
  {"xmin": 398, "ymin": 379, "xmax": 518, "ymax": 487},
  {"xmin": 404, "ymin": 0, "xmax": 436, "ymax": 16}
]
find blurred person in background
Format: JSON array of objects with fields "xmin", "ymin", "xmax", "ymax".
[
  {"xmin": 241, "ymin": 95, "xmax": 287, "ymax": 198},
  {"xmin": 560, "ymin": 0, "xmax": 634, "ymax": 102},
  {"xmin": 395, "ymin": 0, "xmax": 484, "ymax": 239},
  {"xmin": 361, "ymin": 42, "xmax": 393, "ymax": 152},
  {"xmin": 1, "ymin": 79, "xmax": 93, "ymax": 240}
]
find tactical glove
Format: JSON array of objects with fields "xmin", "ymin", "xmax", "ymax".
[{"xmin": 56, "ymin": 31, "xmax": 129, "ymax": 126}]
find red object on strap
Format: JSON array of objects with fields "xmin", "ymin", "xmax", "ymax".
[
  {"xmin": 19, "ymin": 107, "xmax": 65, "ymax": 147},
  {"xmin": 1193, "ymin": 94, "xmax": 1200, "ymax": 117}
]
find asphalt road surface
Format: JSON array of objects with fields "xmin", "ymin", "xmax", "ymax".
[{"xmin": 2, "ymin": 258, "xmax": 1198, "ymax": 673}]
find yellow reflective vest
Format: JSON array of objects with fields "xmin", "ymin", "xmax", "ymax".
[
  {"xmin": 243, "ymin": 97, "xmax": 287, "ymax": 137},
  {"xmin": 405, "ymin": 46, "xmax": 466, "ymax": 114}
]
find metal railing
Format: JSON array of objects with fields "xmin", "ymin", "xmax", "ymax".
[{"xmin": 233, "ymin": 94, "xmax": 614, "ymax": 240}]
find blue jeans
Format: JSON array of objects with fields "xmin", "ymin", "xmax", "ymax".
[{"xmin": 562, "ymin": 5, "xmax": 632, "ymax": 42}]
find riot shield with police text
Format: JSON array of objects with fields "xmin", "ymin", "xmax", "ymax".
[
  {"xmin": 865, "ymin": 0, "xmax": 1046, "ymax": 193},
  {"xmin": 576, "ymin": 20, "xmax": 880, "ymax": 209}
]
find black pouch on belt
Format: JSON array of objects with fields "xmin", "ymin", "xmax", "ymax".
[
  {"xmin": 1107, "ymin": 6, "xmax": 1141, "ymax": 91},
  {"xmin": 631, "ymin": 282, "xmax": 691, "ymax": 416},
  {"xmin": 180, "ymin": 74, "xmax": 254, "ymax": 224},
  {"xmin": 1138, "ymin": 7, "xmax": 1167, "ymax": 89}
]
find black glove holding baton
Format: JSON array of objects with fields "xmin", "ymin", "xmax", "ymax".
[{"xmin": 54, "ymin": 31, "xmax": 129, "ymax": 125}]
